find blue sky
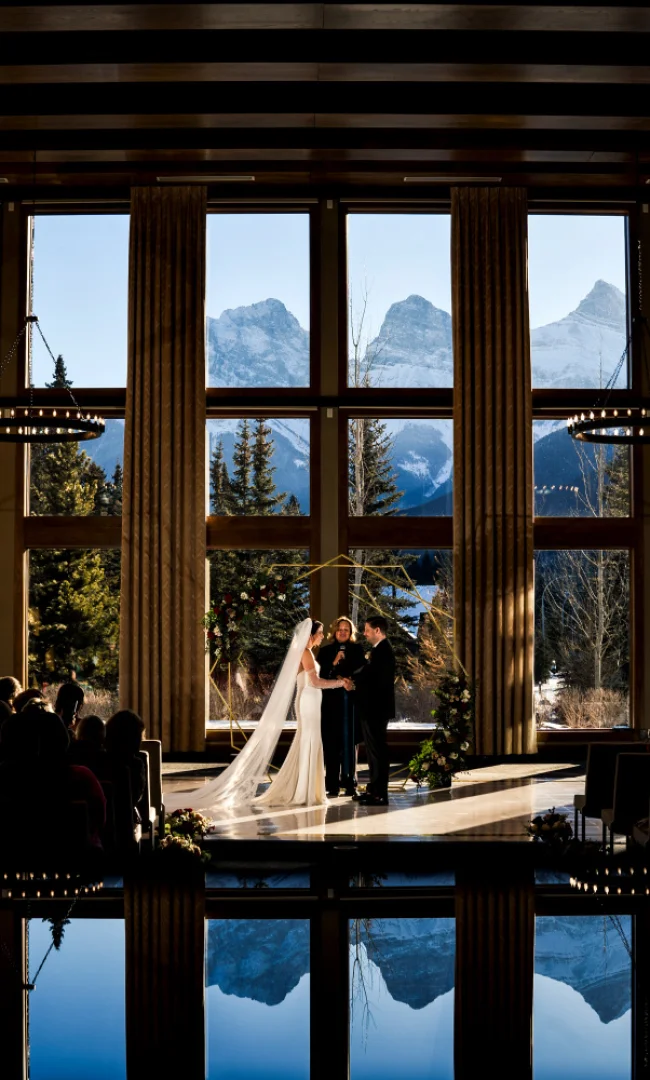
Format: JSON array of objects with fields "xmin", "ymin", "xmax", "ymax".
[{"xmin": 29, "ymin": 211, "xmax": 627, "ymax": 387}]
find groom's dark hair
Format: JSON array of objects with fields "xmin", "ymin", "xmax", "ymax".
[{"xmin": 365, "ymin": 615, "xmax": 388, "ymax": 635}]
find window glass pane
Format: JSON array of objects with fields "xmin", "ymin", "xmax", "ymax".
[
  {"xmin": 534, "ymin": 420, "xmax": 629, "ymax": 517},
  {"xmin": 30, "ymin": 215, "xmax": 129, "ymax": 388},
  {"xmin": 207, "ymin": 550, "xmax": 309, "ymax": 728},
  {"xmin": 28, "ymin": 548, "xmax": 120, "ymax": 715},
  {"xmin": 529, "ymin": 215, "xmax": 628, "ymax": 390},
  {"xmin": 348, "ymin": 549, "xmax": 453, "ymax": 723},
  {"xmin": 206, "ymin": 918, "xmax": 310, "ymax": 1080},
  {"xmin": 28, "ymin": 917, "xmax": 126, "ymax": 1080},
  {"xmin": 534, "ymin": 915, "xmax": 632, "ymax": 1079},
  {"xmin": 208, "ymin": 418, "xmax": 309, "ymax": 515},
  {"xmin": 350, "ymin": 917, "xmax": 454, "ymax": 1079},
  {"xmin": 347, "ymin": 214, "xmax": 452, "ymax": 388},
  {"xmin": 349, "ymin": 418, "xmax": 452, "ymax": 516},
  {"xmin": 206, "ymin": 214, "xmax": 310, "ymax": 388},
  {"xmin": 535, "ymin": 550, "xmax": 629, "ymax": 730},
  {"xmin": 29, "ymin": 420, "xmax": 124, "ymax": 516}
]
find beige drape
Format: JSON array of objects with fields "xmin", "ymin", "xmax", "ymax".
[
  {"xmin": 120, "ymin": 186, "xmax": 207, "ymax": 752},
  {"xmin": 452, "ymin": 187, "xmax": 535, "ymax": 755},
  {"xmin": 454, "ymin": 861, "xmax": 534, "ymax": 1079},
  {"xmin": 125, "ymin": 873, "xmax": 205, "ymax": 1079}
]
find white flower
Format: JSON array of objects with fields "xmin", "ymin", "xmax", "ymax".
[
  {"xmin": 449, "ymin": 708, "xmax": 457, "ymax": 716},
  {"xmin": 214, "ymin": 628, "xmax": 222, "ymax": 637},
  {"xmin": 449, "ymin": 752, "xmax": 458, "ymax": 760},
  {"xmin": 452, "ymin": 676, "xmax": 460, "ymax": 683},
  {"xmin": 240, "ymin": 591, "xmax": 248, "ymax": 600},
  {"xmin": 460, "ymin": 741, "xmax": 469, "ymax": 751},
  {"xmin": 278, "ymin": 594, "xmax": 286, "ymax": 601},
  {"xmin": 461, "ymin": 689, "xmax": 471, "ymax": 701},
  {"xmin": 421, "ymin": 762, "xmax": 430, "ymax": 771}
]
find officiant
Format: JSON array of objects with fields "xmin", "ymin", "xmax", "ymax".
[{"xmin": 319, "ymin": 616, "xmax": 366, "ymax": 797}]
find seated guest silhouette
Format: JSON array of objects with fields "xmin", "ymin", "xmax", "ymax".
[
  {"xmin": 12, "ymin": 688, "xmax": 45, "ymax": 714},
  {"xmin": 105, "ymin": 709, "xmax": 146, "ymax": 817},
  {"xmin": 0, "ymin": 676, "xmax": 22, "ymax": 711},
  {"xmin": 55, "ymin": 681, "xmax": 85, "ymax": 730},
  {"xmin": 69, "ymin": 714, "xmax": 109, "ymax": 776},
  {"xmin": 0, "ymin": 702, "xmax": 106, "ymax": 851}
]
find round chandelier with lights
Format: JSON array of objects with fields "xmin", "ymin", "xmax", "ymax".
[{"xmin": 0, "ymin": 314, "xmax": 105, "ymax": 444}]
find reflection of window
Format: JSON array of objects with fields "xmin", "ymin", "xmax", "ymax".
[
  {"xmin": 350, "ymin": 917, "xmax": 454, "ymax": 1077},
  {"xmin": 28, "ymin": 548, "xmax": 120, "ymax": 715},
  {"xmin": 529, "ymin": 214, "xmax": 628, "ymax": 390},
  {"xmin": 348, "ymin": 418, "xmax": 452, "ymax": 517},
  {"xmin": 347, "ymin": 214, "xmax": 452, "ymax": 389},
  {"xmin": 29, "ymin": 918, "xmax": 126, "ymax": 1079},
  {"xmin": 207, "ymin": 549, "xmax": 309, "ymax": 727},
  {"xmin": 29, "ymin": 419, "xmax": 124, "ymax": 517},
  {"xmin": 533, "ymin": 915, "xmax": 631, "ymax": 1079},
  {"xmin": 30, "ymin": 214, "xmax": 129, "ymax": 388},
  {"xmin": 206, "ymin": 919, "xmax": 310, "ymax": 1079},
  {"xmin": 207, "ymin": 418, "xmax": 309, "ymax": 515},
  {"xmin": 206, "ymin": 213, "xmax": 310, "ymax": 388},
  {"xmin": 534, "ymin": 550, "xmax": 629, "ymax": 730},
  {"xmin": 348, "ymin": 549, "xmax": 453, "ymax": 722},
  {"xmin": 533, "ymin": 421, "xmax": 629, "ymax": 518}
]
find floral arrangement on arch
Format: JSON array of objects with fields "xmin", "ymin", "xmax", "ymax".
[
  {"xmin": 203, "ymin": 570, "xmax": 290, "ymax": 666},
  {"xmin": 408, "ymin": 668, "xmax": 475, "ymax": 790}
]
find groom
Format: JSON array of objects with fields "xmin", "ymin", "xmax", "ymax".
[{"xmin": 349, "ymin": 615, "xmax": 395, "ymax": 806}]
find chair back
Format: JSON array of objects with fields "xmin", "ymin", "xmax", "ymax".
[
  {"xmin": 109, "ymin": 762, "xmax": 138, "ymax": 851},
  {"xmin": 611, "ymin": 753, "xmax": 650, "ymax": 832},
  {"xmin": 583, "ymin": 742, "xmax": 637, "ymax": 816},
  {"xmin": 141, "ymin": 739, "xmax": 163, "ymax": 812},
  {"xmin": 100, "ymin": 779, "xmax": 117, "ymax": 854}
]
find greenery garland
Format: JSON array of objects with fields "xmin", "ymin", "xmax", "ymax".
[{"xmin": 408, "ymin": 669, "xmax": 475, "ymax": 789}]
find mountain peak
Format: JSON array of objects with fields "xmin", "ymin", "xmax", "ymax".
[{"xmin": 573, "ymin": 279, "xmax": 625, "ymax": 329}]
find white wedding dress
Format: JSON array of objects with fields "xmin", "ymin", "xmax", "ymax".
[
  {"xmin": 164, "ymin": 619, "xmax": 334, "ymax": 819},
  {"xmin": 255, "ymin": 661, "xmax": 326, "ymax": 807}
]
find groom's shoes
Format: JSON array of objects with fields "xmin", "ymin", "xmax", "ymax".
[
  {"xmin": 358, "ymin": 793, "xmax": 389, "ymax": 806},
  {"xmin": 351, "ymin": 788, "xmax": 367, "ymax": 801}
]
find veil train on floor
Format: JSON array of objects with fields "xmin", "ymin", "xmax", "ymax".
[{"xmin": 164, "ymin": 618, "xmax": 313, "ymax": 817}]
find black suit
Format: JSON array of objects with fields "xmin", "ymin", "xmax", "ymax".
[
  {"xmin": 319, "ymin": 639, "xmax": 366, "ymax": 793},
  {"xmin": 353, "ymin": 637, "xmax": 396, "ymax": 799}
]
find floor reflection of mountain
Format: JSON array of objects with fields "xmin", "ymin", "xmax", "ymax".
[{"xmin": 207, "ymin": 915, "xmax": 632, "ymax": 1022}]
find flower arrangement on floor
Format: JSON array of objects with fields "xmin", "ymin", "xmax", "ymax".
[
  {"xmin": 526, "ymin": 808, "xmax": 573, "ymax": 844},
  {"xmin": 408, "ymin": 668, "xmax": 474, "ymax": 790},
  {"xmin": 159, "ymin": 808, "xmax": 213, "ymax": 863},
  {"xmin": 203, "ymin": 570, "xmax": 291, "ymax": 666}
]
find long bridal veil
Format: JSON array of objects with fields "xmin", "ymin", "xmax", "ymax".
[{"xmin": 165, "ymin": 617, "xmax": 313, "ymax": 816}]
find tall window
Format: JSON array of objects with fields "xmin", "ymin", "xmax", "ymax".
[{"xmin": 530, "ymin": 213, "xmax": 634, "ymax": 731}]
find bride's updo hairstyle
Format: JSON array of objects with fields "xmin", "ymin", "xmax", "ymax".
[{"xmin": 310, "ymin": 621, "xmax": 324, "ymax": 638}]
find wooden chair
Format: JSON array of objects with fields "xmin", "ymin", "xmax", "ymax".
[
  {"xmin": 573, "ymin": 742, "xmax": 635, "ymax": 841},
  {"xmin": 601, "ymin": 754, "xmax": 650, "ymax": 853},
  {"xmin": 141, "ymin": 738, "xmax": 164, "ymax": 840}
]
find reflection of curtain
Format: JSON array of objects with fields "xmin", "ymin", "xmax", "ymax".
[
  {"xmin": 455, "ymin": 861, "xmax": 534, "ymax": 1079},
  {"xmin": 451, "ymin": 187, "xmax": 535, "ymax": 755},
  {"xmin": 120, "ymin": 187, "xmax": 207, "ymax": 751},
  {"xmin": 125, "ymin": 873, "xmax": 205, "ymax": 1078}
]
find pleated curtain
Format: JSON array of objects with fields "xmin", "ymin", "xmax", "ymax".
[
  {"xmin": 120, "ymin": 186, "xmax": 207, "ymax": 752},
  {"xmin": 452, "ymin": 187, "xmax": 535, "ymax": 755},
  {"xmin": 124, "ymin": 873, "xmax": 206, "ymax": 1079},
  {"xmin": 454, "ymin": 862, "xmax": 535, "ymax": 1079}
]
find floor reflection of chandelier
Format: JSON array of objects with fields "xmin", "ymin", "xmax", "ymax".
[{"xmin": 0, "ymin": 315, "xmax": 105, "ymax": 443}]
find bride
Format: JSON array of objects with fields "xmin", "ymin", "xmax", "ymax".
[{"xmin": 165, "ymin": 618, "xmax": 348, "ymax": 817}]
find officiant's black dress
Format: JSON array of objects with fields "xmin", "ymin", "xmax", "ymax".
[
  {"xmin": 318, "ymin": 639, "xmax": 366, "ymax": 794},
  {"xmin": 353, "ymin": 637, "xmax": 396, "ymax": 800}
]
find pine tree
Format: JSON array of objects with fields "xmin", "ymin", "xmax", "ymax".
[
  {"xmin": 348, "ymin": 416, "xmax": 417, "ymax": 673},
  {"xmin": 283, "ymin": 493, "xmax": 302, "ymax": 515},
  {"xmin": 29, "ymin": 441, "xmax": 119, "ymax": 690},
  {"xmin": 230, "ymin": 420, "xmax": 254, "ymax": 514},
  {"xmin": 45, "ymin": 354, "xmax": 73, "ymax": 389},
  {"xmin": 209, "ymin": 438, "xmax": 234, "ymax": 515},
  {"xmin": 105, "ymin": 462, "xmax": 123, "ymax": 517},
  {"xmin": 250, "ymin": 418, "xmax": 287, "ymax": 514}
]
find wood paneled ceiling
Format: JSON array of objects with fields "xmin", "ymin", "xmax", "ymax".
[{"xmin": 2, "ymin": 2, "xmax": 650, "ymax": 196}]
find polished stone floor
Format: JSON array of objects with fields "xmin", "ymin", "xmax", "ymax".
[{"xmin": 163, "ymin": 760, "xmax": 594, "ymax": 843}]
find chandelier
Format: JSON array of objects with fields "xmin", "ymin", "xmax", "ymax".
[
  {"xmin": 0, "ymin": 314, "xmax": 105, "ymax": 444},
  {"xmin": 568, "ymin": 235, "xmax": 650, "ymax": 446}
]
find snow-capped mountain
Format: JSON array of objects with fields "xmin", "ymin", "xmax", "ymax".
[
  {"xmin": 207, "ymin": 298, "xmax": 309, "ymax": 388},
  {"xmin": 359, "ymin": 293, "xmax": 454, "ymax": 388},
  {"xmin": 531, "ymin": 280, "xmax": 626, "ymax": 390}
]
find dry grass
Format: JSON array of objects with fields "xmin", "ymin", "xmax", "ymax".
[
  {"xmin": 43, "ymin": 684, "xmax": 119, "ymax": 722},
  {"xmin": 554, "ymin": 687, "xmax": 629, "ymax": 729}
]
